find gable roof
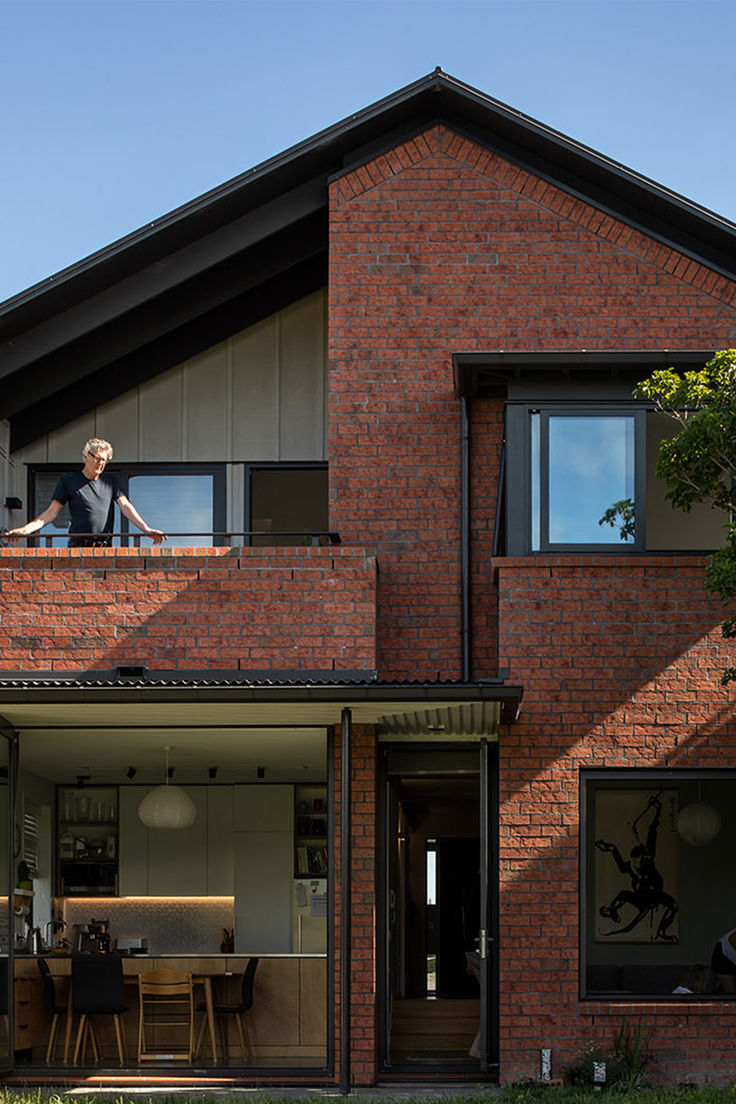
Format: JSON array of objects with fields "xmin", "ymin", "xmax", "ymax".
[{"xmin": 2, "ymin": 68, "xmax": 735, "ymax": 451}]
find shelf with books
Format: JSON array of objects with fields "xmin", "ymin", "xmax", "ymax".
[{"xmin": 294, "ymin": 784, "xmax": 327, "ymax": 877}]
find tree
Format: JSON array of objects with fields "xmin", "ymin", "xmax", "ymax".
[{"xmin": 601, "ymin": 349, "xmax": 736, "ymax": 684}]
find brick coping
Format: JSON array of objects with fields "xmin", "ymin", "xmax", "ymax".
[
  {"xmin": 494, "ymin": 554, "xmax": 712, "ymax": 569},
  {"xmin": 581, "ymin": 999, "xmax": 736, "ymax": 1016}
]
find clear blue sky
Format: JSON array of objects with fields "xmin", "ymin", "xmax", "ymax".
[{"xmin": 1, "ymin": 0, "xmax": 734, "ymax": 306}]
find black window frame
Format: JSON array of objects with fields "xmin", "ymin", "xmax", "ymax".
[
  {"xmin": 244, "ymin": 461, "xmax": 329, "ymax": 547},
  {"xmin": 580, "ymin": 767, "xmax": 736, "ymax": 1002},
  {"xmin": 27, "ymin": 461, "xmax": 227, "ymax": 545},
  {"xmin": 532, "ymin": 404, "xmax": 647, "ymax": 553}
]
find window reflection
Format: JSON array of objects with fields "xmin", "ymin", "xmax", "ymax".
[
  {"xmin": 250, "ymin": 468, "xmax": 328, "ymax": 546},
  {"xmin": 128, "ymin": 475, "xmax": 214, "ymax": 547},
  {"xmin": 585, "ymin": 776, "xmax": 736, "ymax": 999},
  {"xmin": 547, "ymin": 416, "xmax": 635, "ymax": 545}
]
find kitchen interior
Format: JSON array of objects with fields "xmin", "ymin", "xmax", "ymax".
[{"xmin": 6, "ymin": 714, "xmax": 329, "ymax": 1070}]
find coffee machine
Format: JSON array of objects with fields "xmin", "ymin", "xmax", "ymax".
[{"xmin": 73, "ymin": 918, "xmax": 111, "ymax": 954}]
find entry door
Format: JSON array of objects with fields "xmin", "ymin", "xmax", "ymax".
[
  {"xmin": 380, "ymin": 742, "xmax": 496, "ymax": 1072},
  {"xmin": 0, "ymin": 723, "xmax": 15, "ymax": 1073}
]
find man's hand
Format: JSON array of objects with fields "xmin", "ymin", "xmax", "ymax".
[{"xmin": 146, "ymin": 529, "xmax": 167, "ymax": 545}]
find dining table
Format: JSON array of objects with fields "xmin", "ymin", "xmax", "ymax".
[{"xmin": 54, "ymin": 957, "xmax": 221, "ymax": 1065}]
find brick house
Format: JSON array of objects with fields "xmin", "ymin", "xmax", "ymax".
[{"xmin": 0, "ymin": 69, "xmax": 735, "ymax": 1086}]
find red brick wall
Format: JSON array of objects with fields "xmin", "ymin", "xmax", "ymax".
[
  {"xmin": 496, "ymin": 556, "xmax": 736, "ymax": 1084},
  {"xmin": 328, "ymin": 123, "xmax": 736, "ymax": 1085},
  {"xmin": 0, "ymin": 545, "xmax": 376, "ymax": 672},
  {"xmin": 328, "ymin": 124, "xmax": 736, "ymax": 683},
  {"xmin": 332, "ymin": 724, "xmax": 377, "ymax": 1086}
]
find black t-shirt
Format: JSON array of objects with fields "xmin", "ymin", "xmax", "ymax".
[{"xmin": 52, "ymin": 471, "xmax": 123, "ymax": 535}]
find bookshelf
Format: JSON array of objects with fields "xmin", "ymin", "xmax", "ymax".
[{"xmin": 294, "ymin": 785, "xmax": 327, "ymax": 877}]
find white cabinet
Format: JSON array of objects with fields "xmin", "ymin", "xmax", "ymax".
[
  {"xmin": 147, "ymin": 787, "xmax": 208, "ymax": 896},
  {"xmin": 119, "ymin": 787, "xmax": 149, "ymax": 896},
  {"xmin": 233, "ymin": 784, "xmax": 293, "ymax": 831},
  {"xmin": 207, "ymin": 786, "xmax": 234, "ymax": 894},
  {"xmin": 118, "ymin": 786, "xmax": 234, "ymax": 896},
  {"xmin": 233, "ymin": 784, "xmax": 294, "ymax": 953}
]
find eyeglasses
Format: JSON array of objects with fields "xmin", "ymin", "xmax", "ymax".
[{"xmin": 87, "ymin": 452, "xmax": 108, "ymax": 463}]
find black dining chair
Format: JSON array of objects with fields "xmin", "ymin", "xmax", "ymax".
[
  {"xmin": 0, "ymin": 957, "xmax": 8, "ymax": 1050},
  {"xmin": 196, "ymin": 957, "xmax": 258, "ymax": 1062},
  {"xmin": 37, "ymin": 958, "xmax": 68, "ymax": 1062},
  {"xmin": 71, "ymin": 956, "xmax": 128, "ymax": 1065}
]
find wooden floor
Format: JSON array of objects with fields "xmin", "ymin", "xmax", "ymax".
[{"xmin": 389, "ymin": 998, "xmax": 479, "ymax": 1064}]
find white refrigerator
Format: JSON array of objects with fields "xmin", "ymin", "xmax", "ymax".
[{"xmin": 292, "ymin": 878, "xmax": 327, "ymax": 953}]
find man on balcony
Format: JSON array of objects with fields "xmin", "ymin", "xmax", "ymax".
[{"xmin": 6, "ymin": 438, "xmax": 166, "ymax": 547}]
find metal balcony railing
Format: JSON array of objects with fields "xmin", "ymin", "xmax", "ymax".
[{"xmin": 2, "ymin": 530, "xmax": 342, "ymax": 549}]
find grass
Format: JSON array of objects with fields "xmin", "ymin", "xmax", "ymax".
[{"xmin": 2, "ymin": 1089, "xmax": 736, "ymax": 1104}]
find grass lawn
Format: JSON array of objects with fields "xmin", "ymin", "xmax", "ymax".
[{"xmin": 2, "ymin": 1088, "xmax": 736, "ymax": 1104}]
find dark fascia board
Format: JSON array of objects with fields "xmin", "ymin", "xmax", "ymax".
[
  {"xmin": 0, "ymin": 678, "xmax": 524, "ymax": 727},
  {"xmin": 453, "ymin": 349, "xmax": 717, "ymax": 398}
]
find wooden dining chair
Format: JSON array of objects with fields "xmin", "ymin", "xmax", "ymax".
[{"xmin": 138, "ymin": 969, "xmax": 194, "ymax": 1063}]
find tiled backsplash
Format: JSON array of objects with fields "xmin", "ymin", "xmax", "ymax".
[{"xmin": 62, "ymin": 897, "xmax": 234, "ymax": 955}]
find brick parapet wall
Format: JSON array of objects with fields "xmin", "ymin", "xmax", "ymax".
[
  {"xmin": 0, "ymin": 545, "xmax": 377, "ymax": 672},
  {"xmin": 495, "ymin": 556, "xmax": 736, "ymax": 1083}
]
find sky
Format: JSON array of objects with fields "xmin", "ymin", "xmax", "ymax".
[{"xmin": 1, "ymin": 0, "xmax": 735, "ymax": 306}]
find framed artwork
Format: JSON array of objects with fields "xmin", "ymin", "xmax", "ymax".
[{"xmin": 593, "ymin": 788, "xmax": 679, "ymax": 944}]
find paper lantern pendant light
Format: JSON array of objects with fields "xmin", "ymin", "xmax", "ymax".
[
  {"xmin": 138, "ymin": 747, "xmax": 196, "ymax": 830},
  {"xmin": 677, "ymin": 791, "xmax": 721, "ymax": 847}
]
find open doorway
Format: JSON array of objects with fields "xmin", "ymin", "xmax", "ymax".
[{"xmin": 380, "ymin": 746, "xmax": 495, "ymax": 1072}]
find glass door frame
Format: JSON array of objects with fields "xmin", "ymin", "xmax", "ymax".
[
  {"xmin": 377, "ymin": 739, "xmax": 499, "ymax": 1074},
  {"xmin": 0, "ymin": 717, "xmax": 17, "ymax": 1074}
]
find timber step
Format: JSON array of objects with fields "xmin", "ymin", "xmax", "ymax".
[{"xmin": 390, "ymin": 998, "xmax": 479, "ymax": 1054}]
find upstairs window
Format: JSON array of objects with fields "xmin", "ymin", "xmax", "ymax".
[
  {"xmin": 505, "ymin": 402, "xmax": 723, "ymax": 555},
  {"xmin": 30, "ymin": 464, "xmax": 225, "ymax": 547},
  {"xmin": 247, "ymin": 464, "xmax": 328, "ymax": 546},
  {"xmin": 531, "ymin": 410, "xmax": 642, "ymax": 551}
]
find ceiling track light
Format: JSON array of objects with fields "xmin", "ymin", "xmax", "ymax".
[
  {"xmin": 126, "ymin": 766, "xmax": 137, "ymax": 779},
  {"xmin": 208, "ymin": 767, "xmax": 218, "ymax": 780}
]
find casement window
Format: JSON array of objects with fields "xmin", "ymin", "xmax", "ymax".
[
  {"xmin": 505, "ymin": 402, "xmax": 723, "ymax": 555},
  {"xmin": 531, "ymin": 408, "xmax": 643, "ymax": 551},
  {"xmin": 30, "ymin": 464, "xmax": 226, "ymax": 546},
  {"xmin": 582, "ymin": 771, "xmax": 736, "ymax": 999}
]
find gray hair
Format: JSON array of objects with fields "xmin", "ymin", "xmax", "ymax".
[{"xmin": 82, "ymin": 437, "xmax": 113, "ymax": 460}]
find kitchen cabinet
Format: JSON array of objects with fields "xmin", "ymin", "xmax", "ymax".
[
  {"xmin": 147, "ymin": 787, "xmax": 208, "ymax": 895},
  {"xmin": 118, "ymin": 787, "xmax": 149, "ymax": 896},
  {"xmin": 118, "ymin": 785, "xmax": 233, "ymax": 896},
  {"xmin": 13, "ymin": 972, "xmax": 46, "ymax": 1052},
  {"xmin": 233, "ymin": 784, "xmax": 293, "ymax": 953},
  {"xmin": 206, "ymin": 785, "xmax": 234, "ymax": 894}
]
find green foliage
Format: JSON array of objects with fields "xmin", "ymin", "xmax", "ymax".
[
  {"xmin": 602, "ymin": 351, "xmax": 736, "ymax": 684},
  {"xmin": 599, "ymin": 498, "xmax": 636, "ymax": 542},
  {"xmin": 632, "ymin": 350, "xmax": 736, "ymax": 518},
  {"xmin": 564, "ymin": 1020, "xmax": 652, "ymax": 1090},
  {"xmin": 613, "ymin": 1019, "xmax": 652, "ymax": 1091}
]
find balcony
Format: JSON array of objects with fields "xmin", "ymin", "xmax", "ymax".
[{"xmin": 0, "ymin": 536, "xmax": 377, "ymax": 674}]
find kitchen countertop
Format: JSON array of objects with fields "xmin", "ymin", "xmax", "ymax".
[{"xmin": 14, "ymin": 951, "xmax": 326, "ymax": 958}]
